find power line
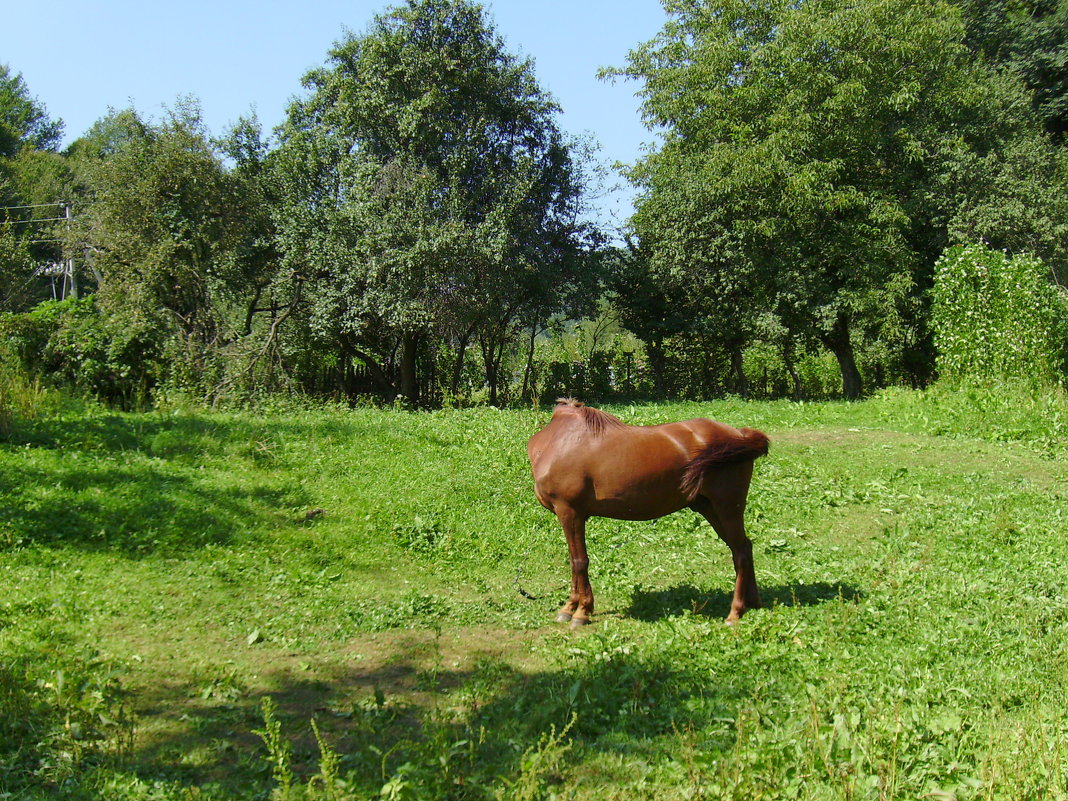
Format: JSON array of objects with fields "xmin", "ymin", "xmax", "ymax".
[
  {"xmin": 4, "ymin": 217, "xmax": 69, "ymax": 225},
  {"xmin": 0, "ymin": 202, "xmax": 67, "ymax": 211}
]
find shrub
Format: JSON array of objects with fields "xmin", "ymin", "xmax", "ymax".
[
  {"xmin": 0, "ymin": 297, "xmax": 163, "ymax": 407},
  {"xmin": 931, "ymin": 243, "xmax": 1068, "ymax": 385}
]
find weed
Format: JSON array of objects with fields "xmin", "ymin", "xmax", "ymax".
[{"xmin": 254, "ymin": 697, "xmax": 293, "ymax": 799}]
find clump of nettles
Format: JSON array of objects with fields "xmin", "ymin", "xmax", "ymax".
[{"xmin": 931, "ymin": 243, "xmax": 1068, "ymax": 385}]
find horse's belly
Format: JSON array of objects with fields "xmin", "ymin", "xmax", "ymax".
[
  {"xmin": 587, "ymin": 476, "xmax": 689, "ymax": 521},
  {"xmin": 588, "ymin": 499, "xmax": 687, "ymax": 521}
]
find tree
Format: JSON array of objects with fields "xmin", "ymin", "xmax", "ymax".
[
  {"xmin": 614, "ymin": 0, "xmax": 1066, "ymax": 398},
  {"xmin": 607, "ymin": 241, "xmax": 694, "ymax": 397},
  {"xmin": 272, "ymin": 0, "xmax": 599, "ymax": 405},
  {"xmin": 621, "ymin": 162, "xmax": 775, "ymax": 396},
  {"xmin": 69, "ymin": 102, "xmax": 250, "ymax": 394},
  {"xmin": 0, "ymin": 64, "xmax": 62, "ymax": 158},
  {"xmin": 0, "ymin": 65, "xmax": 66, "ymax": 312},
  {"xmin": 956, "ymin": 0, "xmax": 1068, "ymax": 140}
]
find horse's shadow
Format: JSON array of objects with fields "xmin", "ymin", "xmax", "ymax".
[{"xmin": 626, "ymin": 582, "xmax": 863, "ymax": 622}]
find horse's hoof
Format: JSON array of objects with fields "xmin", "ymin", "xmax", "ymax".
[
  {"xmin": 556, "ymin": 612, "xmax": 573, "ymax": 624},
  {"xmin": 569, "ymin": 616, "xmax": 591, "ymax": 629}
]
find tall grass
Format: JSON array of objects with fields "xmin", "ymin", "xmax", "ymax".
[{"xmin": 0, "ymin": 359, "xmax": 48, "ymax": 435}]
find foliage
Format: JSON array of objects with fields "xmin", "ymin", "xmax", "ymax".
[
  {"xmin": 0, "ymin": 219, "xmax": 35, "ymax": 310},
  {"xmin": 75, "ymin": 103, "xmax": 232, "ymax": 328},
  {"xmin": 0, "ymin": 296, "xmax": 163, "ymax": 406},
  {"xmin": 272, "ymin": 0, "xmax": 601, "ymax": 405},
  {"xmin": 63, "ymin": 103, "xmax": 274, "ymax": 400},
  {"xmin": 0, "ymin": 66, "xmax": 72, "ymax": 314},
  {"xmin": 614, "ymin": 0, "xmax": 1068, "ymax": 398},
  {"xmin": 936, "ymin": 111, "xmax": 1068, "ymax": 278},
  {"xmin": 0, "ymin": 63, "xmax": 63, "ymax": 158},
  {"xmin": 931, "ymin": 242, "xmax": 1068, "ymax": 383},
  {"xmin": 5, "ymin": 0, "xmax": 1068, "ymax": 413},
  {"xmin": 956, "ymin": 0, "xmax": 1068, "ymax": 140}
]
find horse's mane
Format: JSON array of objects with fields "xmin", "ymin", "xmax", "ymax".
[{"xmin": 555, "ymin": 398, "xmax": 627, "ymax": 435}]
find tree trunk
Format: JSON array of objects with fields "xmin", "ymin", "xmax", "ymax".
[
  {"xmin": 242, "ymin": 284, "xmax": 264, "ymax": 336},
  {"xmin": 399, "ymin": 332, "xmax": 419, "ymax": 405},
  {"xmin": 479, "ymin": 334, "xmax": 498, "ymax": 406},
  {"xmin": 521, "ymin": 322, "xmax": 539, "ymax": 404},
  {"xmin": 824, "ymin": 315, "xmax": 863, "ymax": 399},
  {"xmin": 729, "ymin": 344, "xmax": 749, "ymax": 398},
  {"xmin": 480, "ymin": 309, "xmax": 517, "ymax": 407},
  {"xmin": 449, "ymin": 326, "xmax": 475, "ymax": 399},
  {"xmin": 782, "ymin": 345, "xmax": 802, "ymax": 401},
  {"xmin": 647, "ymin": 339, "xmax": 667, "ymax": 398},
  {"xmin": 339, "ymin": 355, "xmax": 352, "ymax": 398},
  {"xmin": 494, "ymin": 335, "xmax": 508, "ymax": 405}
]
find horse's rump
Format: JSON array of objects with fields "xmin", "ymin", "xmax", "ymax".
[{"xmin": 680, "ymin": 427, "xmax": 770, "ymax": 500}]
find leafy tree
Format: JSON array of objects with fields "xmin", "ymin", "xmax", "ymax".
[
  {"xmin": 956, "ymin": 0, "xmax": 1068, "ymax": 140},
  {"xmin": 0, "ymin": 220, "xmax": 33, "ymax": 310},
  {"xmin": 614, "ymin": 0, "xmax": 1066, "ymax": 398},
  {"xmin": 0, "ymin": 65, "xmax": 67, "ymax": 312},
  {"xmin": 69, "ymin": 102, "xmax": 250, "ymax": 395},
  {"xmin": 0, "ymin": 64, "xmax": 62, "ymax": 158},
  {"xmin": 220, "ymin": 114, "xmax": 278, "ymax": 287},
  {"xmin": 272, "ymin": 0, "xmax": 599, "ymax": 404},
  {"xmin": 608, "ymin": 240, "xmax": 719, "ymax": 396}
]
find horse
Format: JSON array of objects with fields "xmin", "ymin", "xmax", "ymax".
[{"xmin": 527, "ymin": 398, "xmax": 769, "ymax": 628}]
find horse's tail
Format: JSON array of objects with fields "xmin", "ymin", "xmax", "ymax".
[{"xmin": 681, "ymin": 428, "xmax": 770, "ymax": 500}]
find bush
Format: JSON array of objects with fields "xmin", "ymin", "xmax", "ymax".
[
  {"xmin": 0, "ymin": 297, "xmax": 163, "ymax": 407},
  {"xmin": 931, "ymin": 243, "xmax": 1068, "ymax": 385}
]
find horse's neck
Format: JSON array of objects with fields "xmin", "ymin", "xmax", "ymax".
[
  {"xmin": 551, "ymin": 409, "xmax": 583, "ymax": 426},
  {"xmin": 556, "ymin": 406, "xmax": 625, "ymax": 433},
  {"xmin": 550, "ymin": 411, "xmax": 593, "ymax": 439}
]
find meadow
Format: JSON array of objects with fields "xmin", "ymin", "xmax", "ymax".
[{"xmin": 2, "ymin": 385, "xmax": 1068, "ymax": 800}]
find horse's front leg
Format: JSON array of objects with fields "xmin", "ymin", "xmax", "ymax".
[{"xmin": 555, "ymin": 507, "xmax": 593, "ymax": 628}]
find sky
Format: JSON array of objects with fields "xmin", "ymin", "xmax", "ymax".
[{"xmin": 2, "ymin": 0, "xmax": 668, "ymax": 229}]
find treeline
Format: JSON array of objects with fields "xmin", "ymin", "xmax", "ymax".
[{"xmin": 2, "ymin": 0, "xmax": 1067, "ymax": 409}]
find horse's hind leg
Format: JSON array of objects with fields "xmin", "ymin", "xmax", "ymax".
[
  {"xmin": 692, "ymin": 463, "xmax": 761, "ymax": 623},
  {"xmin": 555, "ymin": 506, "xmax": 593, "ymax": 628}
]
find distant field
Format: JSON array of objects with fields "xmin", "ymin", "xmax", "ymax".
[{"xmin": 2, "ymin": 387, "xmax": 1068, "ymax": 799}]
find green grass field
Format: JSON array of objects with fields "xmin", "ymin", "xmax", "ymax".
[{"xmin": 2, "ymin": 386, "xmax": 1068, "ymax": 800}]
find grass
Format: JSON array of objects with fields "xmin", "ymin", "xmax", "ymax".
[{"xmin": 1, "ymin": 384, "xmax": 1068, "ymax": 799}]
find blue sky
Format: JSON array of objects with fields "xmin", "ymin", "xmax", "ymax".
[{"xmin": 2, "ymin": 0, "xmax": 667, "ymax": 228}]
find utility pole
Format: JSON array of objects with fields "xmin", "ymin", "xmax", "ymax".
[
  {"xmin": 0, "ymin": 201, "xmax": 81, "ymax": 305},
  {"xmin": 63, "ymin": 202, "xmax": 77, "ymax": 299}
]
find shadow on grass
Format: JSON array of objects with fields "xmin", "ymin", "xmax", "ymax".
[
  {"xmin": 0, "ymin": 458, "xmax": 313, "ymax": 556},
  {"xmin": 0, "ymin": 414, "xmax": 325, "ymax": 556},
  {"xmin": 124, "ymin": 644, "xmax": 749, "ymax": 800},
  {"xmin": 627, "ymin": 581, "xmax": 863, "ymax": 621},
  {"xmin": 1, "ymin": 409, "xmax": 373, "ymax": 459}
]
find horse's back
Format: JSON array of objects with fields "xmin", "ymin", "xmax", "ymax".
[{"xmin": 529, "ymin": 417, "xmax": 700, "ymax": 519}]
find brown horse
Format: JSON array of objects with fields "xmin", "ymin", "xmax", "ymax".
[{"xmin": 527, "ymin": 398, "xmax": 769, "ymax": 628}]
